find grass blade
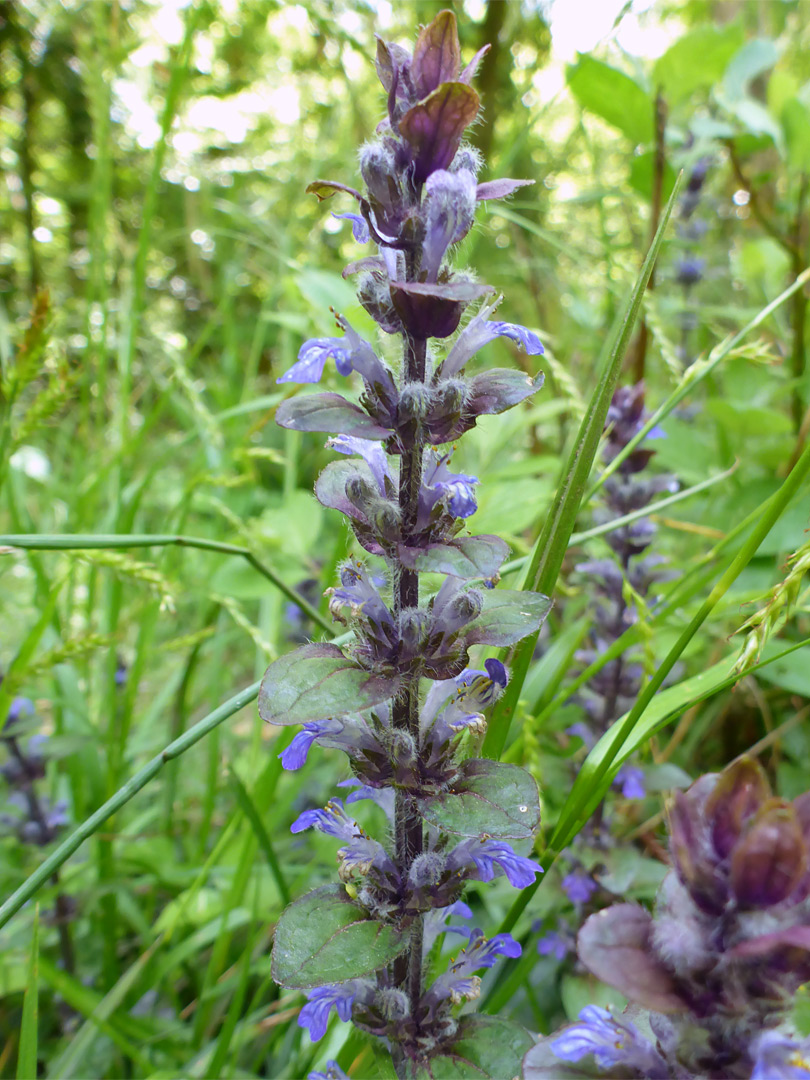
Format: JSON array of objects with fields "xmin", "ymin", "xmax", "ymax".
[
  {"xmin": 481, "ymin": 172, "xmax": 684, "ymax": 760},
  {"xmin": 17, "ymin": 905, "xmax": 39, "ymax": 1080}
]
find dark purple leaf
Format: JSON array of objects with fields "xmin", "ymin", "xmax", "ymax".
[
  {"xmin": 730, "ymin": 800, "xmax": 807, "ymax": 908},
  {"xmin": 390, "ymin": 280, "xmax": 493, "ymax": 339},
  {"xmin": 276, "ymin": 393, "xmax": 392, "ymax": 439},
  {"xmin": 412, "ymin": 10, "xmax": 460, "ymax": 98},
  {"xmin": 306, "ymin": 179, "xmax": 363, "ymax": 202},
  {"xmin": 459, "ymin": 44, "xmax": 491, "ymax": 85},
  {"xmin": 399, "ymin": 82, "xmax": 480, "ymax": 183},
  {"xmin": 577, "ymin": 905, "xmax": 687, "ymax": 1014},
  {"xmin": 705, "ymin": 756, "xmax": 771, "ymax": 860}
]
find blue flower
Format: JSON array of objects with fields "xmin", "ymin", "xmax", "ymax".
[
  {"xmin": 279, "ymin": 717, "xmax": 361, "ymax": 771},
  {"xmin": 750, "ymin": 1031, "xmax": 810, "ymax": 1079},
  {"xmin": 308, "ymin": 1061, "xmax": 350, "ymax": 1080},
  {"xmin": 562, "ymin": 870, "xmax": 598, "ymax": 905},
  {"xmin": 277, "ymin": 316, "xmax": 395, "ymax": 398},
  {"xmin": 327, "ymin": 434, "xmax": 391, "ymax": 493},
  {"xmin": 299, "ymin": 981, "xmax": 372, "ymax": 1041},
  {"xmin": 442, "ymin": 296, "xmax": 543, "ymax": 377},
  {"xmin": 2, "ymin": 696, "xmax": 34, "ymax": 736},
  {"xmin": 336, "ymin": 778, "xmax": 396, "ymax": 819},
  {"xmin": 422, "ymin": 660, "xmax": 508, "ymax": 747},
  {"xmin": 291, "ymin": 798, "xmax": 359, "ymax": 841},
  {"xmin": 424, "ymin": 929, "xmax": 521, "ymax": 1006},
  {"xmin": 291, "ymin": 798, "xmax": 397, "ymax": 882},
  {"xmin": 536, "ymin": 926, "xmax": 572, "ymax": 961},
  {"xmin": 614, "ymin": 764, "xmax": 646, "ymax": 800},
  {"xmin": 332, "ymin": 211, "xmax": 370, "ymax": 244},
  {"xmin": 550, "ymin": 1005, "xmax": 668, "ymax": 1076},
  {"xmin": 447, "ymin": 837, "xmax": 543, "ymax": 889},
  {"xmin": 418, "ymin": 448, "xmax": 479, "ymax": 524},
  {"xmin": 423, "ymin": 900, "xmax": 474, "ymax": 950}
]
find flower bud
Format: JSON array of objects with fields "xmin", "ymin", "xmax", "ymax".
[
  {"xmin": 371, "ymin": 502, "xmax": 401, "ymax": 540},
  {"xmin": 359, "ymin": 142, "xmax": 400, "ymax": 219},
  {"xmin": 730, "ymin": 800, "xmax": 807, "ymax": 909},
  {"xmin": 346, "ymin": 475, "xmax": 376, "ymax": 512},
  {"xmin": 375, "ymin": 988, "xmax": 410, "ymax": 1021},
  {"xmin": 705, "ymin": 756, "xmax": 770, "ymax": 861},
  {"xmin": 357, "ymin": 272, "xmax": 402, "ymax": 334},
  {"xmin": 399, "ymin": 608, "xmax": 430, "ymax": 654},
  {"xmin": 387, "ymin": 728, "xmax": 417, "ymax": 773},
  {"xmin": 409, "ymin": 851, "xmax": 447, "ymax": 887},
  {"xmin": 399, "ymin": 383, "xmax": 432, "ymax": 423},
  {"xmin": 451, "ymin": 144, "xmax": 483, "ymax": 177}
]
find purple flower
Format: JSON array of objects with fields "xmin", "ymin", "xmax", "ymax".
[
  {"xmin": 615, "ymin": 764, "xmax": 646, "ymax": 800},
  {"xmin": 337, "ymin": 778, "xmax": 396, "ymax": 819},
  {"xmin": 424, "ymin": 929, "xmax": 521, "ymax": 1006},
  {"xmin": 675, "ymin": 256, "xmax": 705, "ymax": 287},
  {"xmin": 550, "ymin": 1005, "xmax": 668, "ymax": 1077},
  {"xmin": 277, "ymin": 316, "xmax": 395, "ymax": 400},
  {"xmin": 750, "ymin": 1031, "xmax": 810, "ymax": 1080},
  {"xmin": 299, "ymin": 981, "xmax": 372, "ymax": 1041},
  {"xmin": 308, "ymin": 1061, "xmax": 350, "ymax": 1080},
  {"xmin": 279, "ymin": 716, "xmax": 374, "ymax": 771},
  {"xmin": 447, "ymin": 837, "xmax": 543, "ymax": 889},
  {"xmin": 291, "ymin": 798, "xmax": 359, "ymax": 841},
  {"xmin": 3, "ymin": 697, "xmax": 34, "ymax": 735},
  {"xmin": 418, "ymin": 448, "xmax": 479, "ymax": 524},
  {"xmin": 536, "ymin": 927, "xmax": 571, "ymax": 961},
  {"xmin": 327, "ymin": 434, "xmax": 391, "ymax": 493},
  {"xmin": 422, "ymin": 659, "xmax": 508, "ymax": 745},
  {"xmin": 332, "ymin": 211, "xmax": 370, "ymax": 244},
  {"xmin": 442, "ymin": 297, "xmax": 543, "ymax": 378},
  {"xmin": 423, "ymin": 900, "xmax": 474, "ymax": 950},
  {"xmin": 291, "ymin": 798, "xmax": 397, "ymax": 881},
  {"xmin": 562, "ymin": 870, "xmax": 598, "ymax": 905}
]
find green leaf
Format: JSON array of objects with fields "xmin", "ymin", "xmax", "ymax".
[
  {"xmin": 482, "ymin": 173, "xmax": 684, "ymax": 761},
  {"xmin": 723, "ymin": 38, "xmax": 780, "ymax": 101},
  {"xmin": 415, "ymin": 1016, "xmax": 533, "ymax": 1080},
  {"xmin": 652, "ymin": 22, "xmax": 745, "ymax": 105},
  {"xmin": 17, "ymin": 906, "xmax": 38, "ymax": 1080},
  {"xmin": 793, "ymin": 982, "xmax": 810, "ymax": 1038},
  {"xmin": 628, "ymin": 152, "xmax": 676, "ymax": 202},
  {"xmin": 258, "ymin": 644, "xmax": 394, "ymax": 726},
  {"xmin": 782, "ymin": 97, "xmax": 810, "ymax": 172},
  {"xmin": 466, "ymin": 588, "xmax": 551, "ymax": 646},
  {"xmin": 398, "ymin": 534, "xmax": 509, "ymax": 580},
  {"xmin": 419, "ymin": 759, "xmax": 540, "ymax": 840},
  {"xmin": 567, "ymin": 55, "xmax": 653, "ymax": 143},
  {"xmin": 271, "ymin": 885, "xmax": 407, "ymax": 988}
]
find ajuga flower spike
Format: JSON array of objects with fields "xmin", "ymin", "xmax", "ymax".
[{"xmin": 260, "ymin": 11, "xmax": 548, "ymax": 1077}]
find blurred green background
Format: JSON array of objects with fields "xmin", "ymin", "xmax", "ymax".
[{"xmin": 1, "ymin": 0, "xmax": 810, "ymax": 1076}]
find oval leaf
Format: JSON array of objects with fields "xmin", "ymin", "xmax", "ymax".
[
  {"xmin": 398, "ymin": 535, "xmax": 509, "ymax": 580},
  {"xmin": 416, "ymin": 1016, "xmax": 533, "ymax": 1080},
  {"xmin": 466, "ymin": 588, "xmax": 552, "ymax": 646},
  {"xmin": 399, "ymin": 82, "xmax": 480, "ymax": 182},
  {"xmin": 276, "ymin": 393, "xmax": 392, "ymax": 439},
  {"xmin": 258, "ymin": 644, "xmax": 394, "ymax": 726},
  {"xmin": 271, "ymin": 884, "xmax": 407, "ymax": 988},
  {"xmin": 419, "ymin": 759, "xmax": 540, "ymax": 840}
]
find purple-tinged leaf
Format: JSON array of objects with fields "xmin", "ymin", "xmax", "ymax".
[
  {"xmin": 398, "ymin": 534, "xmax": 509, "ymax": 580},
  {"xmin": 730, "ymin": 800, "xmax": 807, "ymax": 908},
  {"xmin": 276, "ymin": 394, "xmax": 393, "ymax": 439},
  {"xmin": 419, "ymin": 759, "xmax": 540, "ymax": 840},
  {"xmin": 419, "ymin": 1016, "xmax": 532, "ymax": 1080},
  {"xmin": 468, "ymin": 369, "xmax": 544, "ymax": 415},
  {"xmin": 476, "ymin": 178, "xmax": 534, "ymax": 201},
  {"xmin": 258, "ymin": 644, "xmax": 394, "ymax": 727},
  {"xmin": 577, "ymin": 905, "xmax": 687, "ymax": 1014},
  {"xmin": 667, "ymin": 787, "xmax": 727, "ymax": 915},
  {"xmin": 465, "ymin": 588, "xmax": 552, "ymax": 646},
  {"xmin": 399, "ymin": 82, "xmax": 480, "ymax": 183},
  {"xmin": 705, "ymin": 756, "xmax": 770, "ymax": 860},
  {"xmin": 271, "ymin": 884, "xmax": 407, "ymax": 988},
  {"xmin": 729, "ymin": 924, "xmax": 810, "ymax": 959},
  {"xmin": 459, "ymin": 44, "xmax": 491, "ymax": 85},
  {"xmin": 390, "ymin": 280, "xmax": 493, "ymax": 339},
  {"xmin": 412, "ymin": 10, "xmax": 460, "ymax": 98},
  {"xmin": 342, "ymin": 256, "xmax": 386, "ymax": 280}
]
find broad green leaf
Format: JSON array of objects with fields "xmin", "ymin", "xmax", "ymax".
[
  {"xmin": 398, "ymin": 534, "xmax": 509, "ymax": 580},
  {"xmin": 271, "ymin": 885, "xmax": 407, "ymax": 988},
  {"xmin": 653, "ymin": 22, "xmax": 745, "ymax": 105},
  {"xmin": 275, "ymin": 392, "xmax": 393, "ymax": 439},
  {"xmin": 419, "ymin": 759, "xmax": 540, "ymax": 840},
  {"xmin": 258, "ymin": 644, "xmax": 394, "ymax": 726},
  {"xmin": 415, "ymin": 1016, "xmax": 533, "ymax": 1080},
  {"xmin": 628, "ymin": 151, "xmax": 676, "ymax": 202},
  {"xmin": 723, "ymin": 38, "xmax": 780, "ymax": 101},
  {"xmin": 567, "ymin": 55, "xmax": 653, "ymax": 143},
  {"xmin": 17, "ymin": 907, "xmax": 38, "ymax": 1080},
  {"xmin": 466, "ymin": 588, "xmax": 551, "ymax": 646}
]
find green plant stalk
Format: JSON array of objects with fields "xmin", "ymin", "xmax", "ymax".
[
  {"xmin": 1, "ymin": 534, "xmax": 333, "ymax": 634},
  {"xmin": 0, "ymin": 680, "xmax": 261, "ymax": 931},
  {"xmin": 481, "ymin": 174, "xmax": 684, "ymax": 760},
  {"xmin": 586, "ymin": 266, "xmax": 810, "ymax": 502},
  {"xmin": 17, "ymin": 905, "xmax": 39, "ymax": 1080}
]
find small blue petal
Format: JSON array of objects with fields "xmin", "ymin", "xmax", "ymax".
[
  {"xmin": 332, "ymin": 212, "xmax": 371, "ymax": 245},
  {"xmin": 491, "ymin": 321, "xmax": 544, "ymax": 356},
  {"xmin": 279, "ymin": 729, "xmax": 317, "ymax": 771}
]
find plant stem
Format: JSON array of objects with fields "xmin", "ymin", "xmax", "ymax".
[{"xmin": 392, "ymin": 333, "xmax": 427, "ymax": 1044}]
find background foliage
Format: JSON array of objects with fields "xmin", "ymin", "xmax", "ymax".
[{"xmin": 1, "ymin": 0, "xmax": 809, "ymax": 1075}]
